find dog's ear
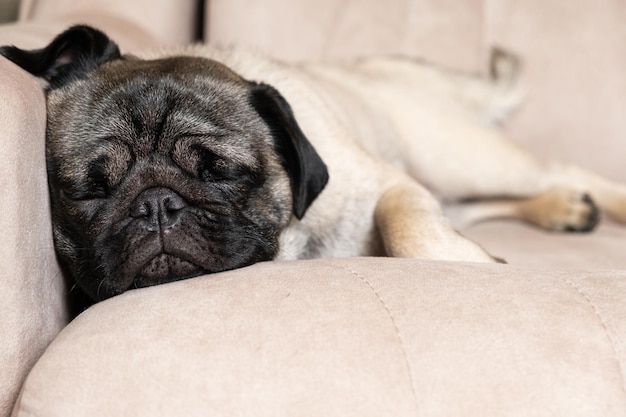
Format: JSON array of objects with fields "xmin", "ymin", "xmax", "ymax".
[
  {"xmin": 250, "ymin": 82, "xmax": 329, "ymax": 219},
  {"xmin": 0, "ymin": 25, "xmax": 120, "ymax": 89}
]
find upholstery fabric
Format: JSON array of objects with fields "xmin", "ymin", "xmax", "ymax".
[
  {"xmin": 18, "ymin": 0, "xmax": 198, "ymax": 49},
  {"xmin": 13, "ymin": 258, "xmax": 626, "ymax": 416},
  {"xmin": 207, "ymin": 0, "xmax": 485, "ymax": 72},
  {"xmin": 0, "ymin": 0, "xmax": 198, "ymax": 53},
  {"xmin": 465, "ymin": 221, "xmax": 626, "ymax": 270},
  {"xmin": 3, "ymin": 0, "xmax": 626, "ymax": 416},
  {"xmin": 0, "ymin": 59, "xmax": 66, "ymax": 417}
]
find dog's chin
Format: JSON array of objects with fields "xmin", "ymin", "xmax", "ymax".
[
  {"xmin": 85, "ymin": 233, "xmax": 276, "ymax": 302},
  {"xmin": 117, "ymin": 247, "xmax": 235, "ymax": 294},
  {"xmin": 132, "ymin": 253, "xmax": 208, "ymax": 289},
  {"xmin": 89, "ymin": 251, "xmax": 231, "ymax": 302}
]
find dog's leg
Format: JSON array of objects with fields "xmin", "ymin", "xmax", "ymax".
[
  {"xmin": 375, "ymin": 182, "xmax": 501, "ymax": 262},
  {"xmin": 444, "ymin": 187, "xmax": 600, "ymax": 231},
  {"xmin": 405, "ymin": 124, "xmax": 626, "ymax": 230},
  {"xmin": 555, "ymin": 165, "xmax": 626, "ymax": 225},
  {"xmin": 447, "ymin": 137, "xmax": 626, "ymax": 229},
  {"xmin": 358, "ymin": 55, "xmax": 626, "ymax": 229}
]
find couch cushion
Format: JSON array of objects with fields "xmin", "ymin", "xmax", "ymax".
[
  {"xmin": 13, "ymin": 257, "xmax": 626, "ymax": 416},
  {"xmin": 0, "ymin": 58, "xmax": 67, "ymax": 417},
  {"xmin": 18, "ymin": 0, "xmax": 198, "ymax": 49},
  {"xmin": 487, "ymin": 0, "xmax": 626, "ymax": 183},
  {"xmin": 207, "ymin": 0, "xmax": 484, "ymax": 72},
  {"xmin": 464, "ymin": 221, "xmax": 626, "ymax": 270}
]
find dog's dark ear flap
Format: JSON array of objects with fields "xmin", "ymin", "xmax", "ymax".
[
  {"xmin": 0, "ymin": 25, "xmax": 120, "ymax": 89},
  {"xmin": 250, "ymin": 82, "xmax": 329, "ymax": 219}
]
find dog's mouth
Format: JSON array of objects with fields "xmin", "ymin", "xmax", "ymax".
[
  {"xmin": 92, "ymin": 216, "xmax": 278, "ymax": 300},
  {"xmin": 117, "ymin": 235, "xmax": 209, "ymax": 292},
  {"xmin": 133, "ymin": 253, "xmax": 207, "ymax": 288}
]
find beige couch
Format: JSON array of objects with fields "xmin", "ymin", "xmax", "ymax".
[{"xmin": 2, "ymin": 1, "xmax": 626, "ymax": 415}]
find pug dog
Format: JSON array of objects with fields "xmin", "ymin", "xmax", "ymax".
[{"xmin": 3, "ymin": 25, "xmax": 626, "ymax": 308}]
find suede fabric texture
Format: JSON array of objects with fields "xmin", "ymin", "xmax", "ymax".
[
  {"xmin": 2, "ymin": 0, "xmax": 626, "ymax": 416},
  {"xmin": 0, "ymin": 0, "xmax": 197, "ymax": 54},
  {"xmin": 13, "ymin": 258, "xmax": 626, "ymax": 416},
  {"xmin": 207, "ymin": 0, "xmax": 485, "ymax": 72},
  {"xmin": 465, "ymin": 221, "xmax": 626, "ymax": 270},
  {"xmin": 18, "ymin": 0, "xmax": 198, "ymax": 49},
  {"xmin": 0, "ymin": 59, "xmax": 66, "ymax": 417}
]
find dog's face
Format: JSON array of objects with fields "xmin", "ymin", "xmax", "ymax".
[{"xmin": 1, "ymin": 26, "xmax": 328, "ymax": 303}]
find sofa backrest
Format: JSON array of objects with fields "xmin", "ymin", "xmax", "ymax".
[{"xmin": 205, "ymin": 0, "xmax": 626, "ymax": 183}]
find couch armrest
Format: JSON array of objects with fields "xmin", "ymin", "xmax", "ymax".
[
  {"xmin": 12, "ymin": 258, "xmax": 626, "ymax": 416},
  {"xmin": 0, "ymin": 58, "xmax": 68, "ymax": 417},
  {"xmin": 0, "ymin": 4, "xmax": 200, "ymax": 414}
]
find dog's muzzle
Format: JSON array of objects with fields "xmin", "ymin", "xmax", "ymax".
[
  {"xmin": 126, "ymin": 187, "xmax": 206, "ymax": 286},
  {"xmin": 130, "ymin": 187, "xmax": 187, "ymax": 232}
]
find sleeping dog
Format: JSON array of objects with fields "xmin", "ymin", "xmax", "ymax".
[{"xmin": 2, "ymin": 25, "xmax": 621, "ymax": 307}]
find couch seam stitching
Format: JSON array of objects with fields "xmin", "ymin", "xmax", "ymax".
[
  {"xmin": 562, "ymin": 278, "xmax": 626, "ymax": 398},
  {"xmin": 335, "ymin": 264, "xmax": 419, "ymax": 412}
]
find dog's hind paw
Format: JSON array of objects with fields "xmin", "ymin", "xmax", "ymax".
[
  {"xmin": 520, "ymin": 188, "xmax": 600, "ymax": 232},
  {"xmin": 563, "ymin": 193, "xmax": 600, "ymax": 232}
]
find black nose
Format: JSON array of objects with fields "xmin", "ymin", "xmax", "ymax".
[{"xmin": 130, "ymin": 187, "xmax": 187, "ymax": 231}]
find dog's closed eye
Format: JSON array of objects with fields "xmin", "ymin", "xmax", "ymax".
[
  {"xmin": 60, "ymin": 156, "xmax": 111, "ymax": 201},
  {"xmin": 194, "ymin": 146, "xmax": 249, "ymax": 183}
]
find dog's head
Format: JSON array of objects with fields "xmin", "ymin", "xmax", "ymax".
[{"xmin": 1, "ymin": 26, "xmax": 328, "ymax": 303}]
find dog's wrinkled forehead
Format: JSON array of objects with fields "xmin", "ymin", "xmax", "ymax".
[
  {"xmin": 47, "ymin": 55, "xmax": 267, "ymax": 174},
  {"xmin": 0, "ymin": 25, "xmax": 328, "ymax": 222}
]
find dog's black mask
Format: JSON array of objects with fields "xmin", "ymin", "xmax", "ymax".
[{"xmin": 0, "ymin": 25, "xmax": 328, "ymax": 305}]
